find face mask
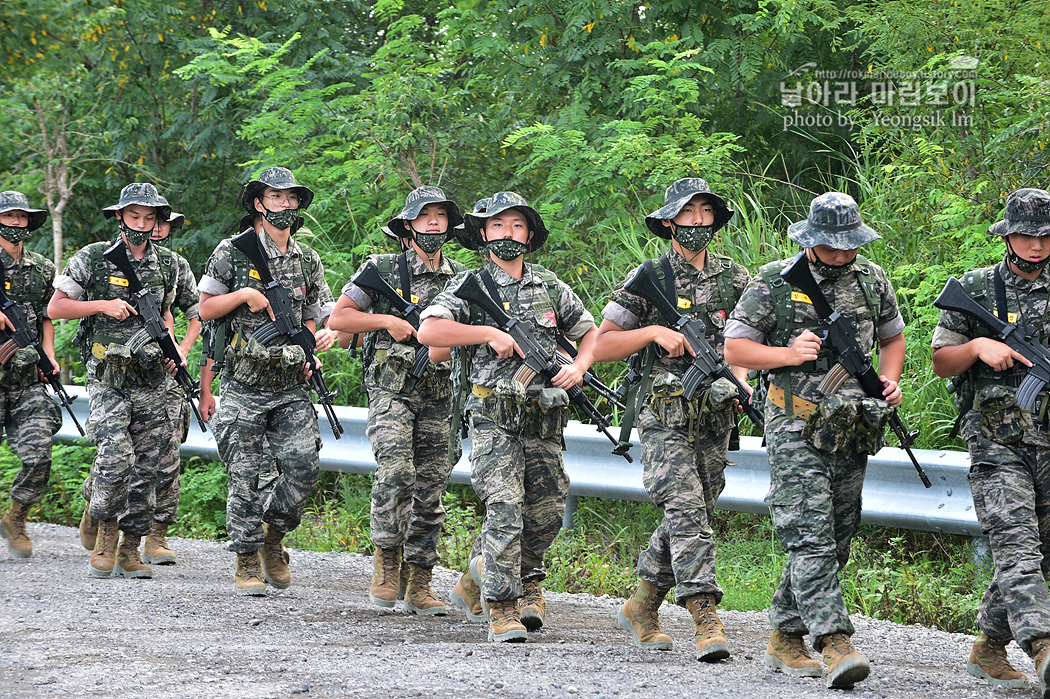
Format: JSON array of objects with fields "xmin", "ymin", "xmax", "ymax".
[
  {"xmin": 1007, "ymin": 240, "xmax": 1050, "ymax": 274},
  {"xmin": 414, "ymin": 231, "xmax": 447, "ymax": 254},
  {"xmin": 0, "ymin": 225, "xmax": 31, "ymax": 244},
  {"xmin": 120, "ymin": 219, "xmax": 152, "ymax": 245},
  {"xmin": 487, "ymin": 239, "xmax": 528, "ymax": 261},
  {"xmin": 811, "ymin": 254, "xmax": 856, "ymax": 278},
  {"xmin": 671, "ymin": 224, "xmax": 715, "ymax": 252},
  {"xmin": 261, "ymin": 204, "xmax": 298, "ymax": 230}
]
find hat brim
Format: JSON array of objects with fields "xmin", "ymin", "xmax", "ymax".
[
  {"xmin": 168, "ymin": 212, "xmax": 185, "ymax": 230},
  {"xmin": 787, "ymin": 220, "xmax": 881, "ymax": 250},
  {"xmin": 1000, "ymin": 219, "xmax": 1050, "ymax": 237},
  {"xmin": 644, "ymin": 192, "xmax": 734, "ymax": 239},
  {"xmin": 102, "ymin": 202, "xmax": 172, "ymax": 222},
  {"xmin": 388, "ymin": 199, "xmax": 464, "ymax": 238},
  {"xmin": 464, "ymin": 203, "xmax": 549, "ymax": 252},
  {"xmin": 240, "ymin": 181, "xmax": 315, "ymax": 214}
]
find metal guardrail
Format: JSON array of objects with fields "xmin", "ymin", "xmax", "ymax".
[{"xmin": 54, "ymin": 386, "xmax": 980, "ymax": 535}]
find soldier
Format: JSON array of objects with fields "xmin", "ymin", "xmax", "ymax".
[
  {"xmin": 418, "ymin": 191, "xmax": 598, "ymax": 642},
  {"xmin": 723, "ymin": 192, "xmax": 906, "ymax": 689},
  {"xmin": 931, "ymin": 188, "xmax": 1050, "ymax": 696},
  {"xmin": 591, "ymin": 178, "xmax": 750, "ymax": 660},
  {"xmin": 197, "ymin": 166, "xmax": 335, "ymax": 596},
  {"xmin": 49, "ymin": 183, "xmax": 183, "ymax": 579},
  {"xmin": 329, "ymin": 186, "xmax": 466, "ymax": 615},
  {"xmin": 0, "ymin": 191, "xmax": 61, "ymax": 559}
]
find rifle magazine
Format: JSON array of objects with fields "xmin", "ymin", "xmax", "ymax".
[{"xmin": 818, "ymin": 363, "xmax": 851, "ymax": 395}]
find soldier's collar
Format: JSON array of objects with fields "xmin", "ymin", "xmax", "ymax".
[
  {"xmin": 260, "ymin": 229, "xmax": 301, "ymax": 259},
  {"xmin": 1002, "ymin": 258, "xmax": 1050, "ymax": 290},
  {"xmin": 0, "ymin": 245, "xmax": 27, "ymax": 267},
  {"xmin": 482, "ymin": 259, "xmax": 534, "ymax": 286},
  {"xmin": 406, "ymin": 247, "xmax": 454, "ymax": 275},
  {"xmin": 669, "ymin": 247, "xmax": 723, "ymax": 280}
]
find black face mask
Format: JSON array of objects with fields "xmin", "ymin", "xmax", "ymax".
[
  {"xmin": 1007, "ymin": 239, "xmax": 1050, "ymax": 274},
  {"xmin": 810, "ymin": 251, "xmax": 856, "ymax": 278},
  {"xmin": 411, "ymin": 226, "xmax": 448, "ymax": 254},
  {"xmin": 120, "ymin": 218, "xmax": 152, "ymax": 245},
  {"xmin": 0, "ymin": 224, "xmax": 31, "ymax": 244}
]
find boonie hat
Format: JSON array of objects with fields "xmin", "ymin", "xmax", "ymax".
[
  {"xmin": 460, "ymin": 192, "xmax": 548, "ymax": 252},
  {"xmin": 0, "ymin": 190, "xmax": 48, "ymax": 231},
  {"xmin": 240, "ymin": 166, "xmax": 315, "ymax": 214},
  {"xmin": 644, "ymin": 178, "xmax": 734, "ymax": 238},
  {"xmin": 988, "ymin": 188, "xmax": 1050, "ymax": 238},
  {"xmin": 387, "ymin": 186, "xmax": 463, "ymax": 238},
  {"xmin": 787, "ymin": 192, "xmax": 880, "ymax": 250},
  {"xmin": 102, "ymin": 183, "xmax": 171, "ymax": 221}
]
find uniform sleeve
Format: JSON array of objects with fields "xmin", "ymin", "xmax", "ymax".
[
  {"xmin": 874, "ymin": 267, "xmax": 906, "ymax": 340},
  {"xmin": 418, "ymin": 272, "xmax": 470, "ymax": 324},
  {"xmin": 554, "ymin": 278, "xmax": 596, "ymax": 342},
  {"xmin": 302, "ymin": 249, "xmax": 330, "ymax": 325},
  {"xmin": 340, "ymin": 257, "xmax": 380, "ymax": 312},
  {"xmin": 40, "ymin": 258, "xmax": 57, "ymax": 320},
  {"xmin": 931, "ymin": 309, "xmax": 973, "ymax": 349},
  {"xmin": 602, "ymin": 265, "xmax": 652, "ymax": 331},
  {"xmin": 198, "ymin": 240, "xmax": 234, "ymax": 296},
  {"xmin": 724, "ymin": 276, "xmax": 777, "ymax": 344},
  {"xmin": 52, "ymin": 247, "xmax": 92, "ymax": 299},
  {"xmin": 173, "ymin": 254, "xmax": 200, "ymax": 320}
]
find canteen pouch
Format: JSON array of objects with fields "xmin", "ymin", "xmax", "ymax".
[
  {"xmin": 372, "ymin": 342, "xmax": 415, "ymax": 394},
  {"xmin": 0, "ymin": 346, "xmax": 40, "ymax": 388},
  {"xmin": 479, "ymin": 377, "xmax": 528, "ymax": 428},
  {"xmin": 854, "ymin": 397, "xmax": 893, "ymax": 455},
  {"xmin": 133, "ymin": 343, "xmax": 167, "ymax": 389},
  {"xmin": 698, "ymin": 377, "xmax": 738, "ymax": 437},
  {"xmin": 649, "ymin": 372, "xmax": 690, "ymax": 430},
  {"xmin": 803, "ymin": 394, "xmax": 858, "ymax": 453},
  {"xmin": 523, "ymin": 387, "xmax": 570, "ymax": 439},
  {"xmin": 96, "ymin": 344, "xmax": 133, "ymax": 389},
  {"xmin": 974, "ymin": 384, "xmax": 1032, "ymax": 446}
]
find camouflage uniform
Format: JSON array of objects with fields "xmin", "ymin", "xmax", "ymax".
[
  {"xmin": 724, "ymin": 197, "xmax": 904, "ymax": 642},
  {"xmin": 343, "ymin": 247, "xmax": 463, "ymax": 568},
  {"xmin": 933, "ymin": 189, "xmax": 1050, "ymax": 656},
  {"xmin": 0, "ymin": 247, "xmax": 62, "ymax": 505},
  {"xmin": 198, "ymin": 230, "xmax": 334, "ymax": 554},
  {"xmin": 603, "ymin": 250, "xmax": 749, "ymax": 604},
  {"xmin": 55, "ymin": 240, "xmax": 180, "ymax": 536},
  {"xmin": 420, "ymin": 259, "xmax": 595, "ymax": 601}
]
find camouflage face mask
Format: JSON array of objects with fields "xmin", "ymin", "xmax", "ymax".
[
  {"xmin": 671, "ymin": 224, "xmax": 715, "ymax": 253},
  {"xmin": 414, "ymin": 231, "xmax": 448, "ymax": 254},
  {"xmin": 0, "ymin": 225, "xmax": 31, "ymax": 244},
  {"xmin": 487, "ymin": 239, "xmax": 528, "ymax": 261},
  {"xmin": 263, "ymin": 207, "xmax": 298, "ymax": 230},
  {"xmin": 1007, "ymin": 240, "xmax": 1050, "ymax": 273},
  {"xmin": 812, "ymin": 254, "xmax": 855, "ymax": 278},
  {"xmin": 119, "ymin": 219, "xmax": 152, "ymax": 245}
]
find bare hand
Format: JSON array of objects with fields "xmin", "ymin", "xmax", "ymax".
[
  {"xmin": 880, "ymin": 374, "xmax": 903, "ymax": 408},
  {"xmin": 199, "ymin": 393, "xmax": 216, "ymax": 422},
  {"xmin": 486, "ymin": 329, "xmax": 520, "ymax": 359},
  {"xmin": 788, "ymin": 330, "xmax": 821, "ymax": 365},
  {"xmin": 101, "ymin": 299, "xmax": 138, "ymax": 320},
  {"xmin": 384, "ymin": 317, "xmax": 416, "ymax": 344},
  {"xmin": 301, "ymin": 355, "xmax": 320, "ymax": 380},
  {"xmin": 974, "ymin": 337, "xmax": 1032, "ymax": 373},
  {"xmin": 652, "ymin": 327, "xmax": 694, "ymax": 358},
  {"xmin": 0, "ymin": 311, "xmax": 12, "ymax": 332},
  {"xmin": 313, "ymin": 328, "xmax": 337, "ymax": 353},
  {"xmin": 550, "ymin": 362, "xmax": 585, "ymax": 389},
  {"xmin": 242, "ymin": 288, "xmax": 274, "ymax": 320}
]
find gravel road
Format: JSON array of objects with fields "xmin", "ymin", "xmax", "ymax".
[{"xmin": 0, "ymin": 524, "xmax": 1039, "ymax": 699}]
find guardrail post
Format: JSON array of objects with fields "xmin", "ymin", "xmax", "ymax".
[{"xmin": 563, "ymin": 494, "xmax": 579, "ymax": 529}]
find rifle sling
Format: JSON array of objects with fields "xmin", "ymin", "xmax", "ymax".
[
  {"xmin": 617, "ymin": 347, "xmax": 657, "ymax": 450},
  {"xmin": 397, "ymin": 252, "xmax": 411, "ymax": 306},
  {"xmin": 993, "ymin": 264, "xmax": 1009, "ymax": 324}
]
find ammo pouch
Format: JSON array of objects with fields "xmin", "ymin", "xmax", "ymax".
[
  {"xmin": 853, "ymin": 398, "xmax": 893, "ymax": 455},
  {"xmin": 93, "ymin": 343, "xmax": 166, "ymax": 389},
  {"xmin": 648, "ymin": 372, "xmax": 699, "ymax": 440},
  {"xmin": 419, "ymin": 362, "xmax": 453, "ymax": 400},
  {"xmin": 974, "ymin": 384, "xmax": 1032, "ymax": 446},
  {"xmin": 0, "ymin": 347, "xmax": 41, "ymax": 389},
  {"xmin": 697, "ymin": 377, "xmax": 739, "ymax": 438},
  {"xmin": 802, "ymin": 394, "xmax": 859, "ymax": 454},
  {"xmin": 476, "ymin": 377, "xmax": 528, "ymax": 428},
  {"xmin": 230, "ymin": 337, "xmax": 307, "ymax": 391},
  {"xmin": 521, "ymin": 387, "xmax": 570, "ymax": 439},
  {"xmin": 368, "ymin": 342, "xmax": 416, "ymax": 394}
]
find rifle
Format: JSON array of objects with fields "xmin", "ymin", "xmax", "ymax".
[
  {"xmin": 934, "ymin": 276, "xmax": 1050, "ymax": 411},
  {"xmin": 350, "ymin": 260, "xmax": 431, "ymax": 393},
  {"xmin": 623, "ymin": 264, "xmax": 764, "ymax": 432},
  {"xmin": 230, "ymin": 229, "xmax": 343, "ymax": 439},
  {"xmin": 555, "ymin": 335, "xmax": 625, "ymax": 411},
  {"xmin": 780, "ymin": 251, "xmax": 931, "ymax": 488},
  {"xmin": 103, "ymin": 240, "xmax": 207, "ymax": 433},
  {"xmin": 0, "ymin": 265, "xmax": 84, "ymax": 436},
  {"xmin": 451, "ymin": 271, "xmax": 632, "ymax": 462}
]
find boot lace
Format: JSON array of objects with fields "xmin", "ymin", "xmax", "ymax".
[
  {"xmin": 242, "ymin": 553, "xmax": 263, "ymax": 580},
  {"xmin": 521, "ymin": 580, "xmax": 544, "ymax": 608},
  {"xmin": 779, "ymin": 632, "xmax": 811, "ymax": 659},
  {"xmin": 148, "ymin": 526, "xmax": 168, "ymax": 552},
  {"xmin": 689, "ymin": 596, "xmax": 722, "ymax": 636},
  {"xmin": 410, "ymin": 567, "xmax": 439, "ymax": 603},
  {"xmin": 491, "ymin": 599, "xmax": 519, "ymax": 626},
  {"xmin": 823, "ymin": 633, "xmax": 854, "ymax": 658},
  {"xmin": 376, "ymin": 548, "xmax": 399, "ymax": 585}
]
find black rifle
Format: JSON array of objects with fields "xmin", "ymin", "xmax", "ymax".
[
  {"xmin": 350, "ymin": 260, "xmax": 431, "ymax": 393},
  {"xmin": 781, "ymin": 251, "xmax": 931, "ymax": 488},
  {"xmin": 103, "ymin": 240, "xmax": 207, "ymax": 433},
  {"xmin": 230, "ymin": 229, "xmax": 343, "ymax": 439},
  {"xmin": 451, "ymin": 271, "xmax": 632, "ymax": 462},
  {"xmin": 623, "ymin": 264, "xmax": 764, "ymax": 432},
  {"xmin": 0, "ymin": 265, "xmax": 84, "ymax": 436},
  {"xmin": 934, "ymin": 276, "xmax": 1050, "ymax": 411}
]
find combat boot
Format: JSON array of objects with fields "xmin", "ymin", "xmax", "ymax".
[
  {"xmin": 403, "ymin": 563, "xmax": 448, "ymax": 616},
  {"xmin": 369, "ymin": 546, "xmax": 401, "ymax": 607},
  {"xmin": 88, "ymin": 518, "xmax": 120, "ymax": 577},
  {"xmin": 261, "ymin": 524, "xmax": 291, "ymax": 589},
  {"xmin": 764, "ymin": 629, "xmax": 823, "ymax": 677},
  {"xmin": 398, "ymin": 555, "xmax": 410, "ymax": 601},
  {"xmin": 114, "ymin": 533, "xmax": 153, "ymax": 578},
  {"xmin": 487, "ymin": 598, "xmax": 527, "ymax": 643},
  {"xmin": 142, "ymin": 521, "xmax": 176, "ymax": 565},
  {"xmin": 519, "ymin": 579, "xmax": 547, "ymax": 631},
  {"xmin": 234, "ymin": 551, "xmax": 267, "ymax": 596},
  {"xmin": 685, "ymin": 594, "xmax": 730, "ymax": 662},
  {"xmin": 449, "ymin": 571, "xmax": 486, "ymax": 621},
  {"xmin": 0, "ymin": 500, "xmax": 33, "ymax": 558},
  {"xmin": 78, "ymin": 506, "xmax": 98, "ymax": 550},
  {"xmin": 966, "ymin": 633, "xmax": 1027, "ymax": 688},
  {"xmin": 819, "ymin": 632, "xmax": 870, "ymax": 689},
  {"xmin": 1032, "ymin": 637, "xmax": 1050, "ymax": 698},
  {"xmin": 617, "ymin": 580, "xmax": 673, "ymax": 650}
]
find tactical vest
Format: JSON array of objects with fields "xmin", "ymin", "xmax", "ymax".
[{"xmin": 4, "ymin": 251, "xmax": 52, "ymax": 339}]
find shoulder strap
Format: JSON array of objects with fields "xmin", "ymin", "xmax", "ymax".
[
  {"xmin": 615, "ymin": 347, "xmax": 658, "ymax": 455},
  {"xmin": 993, "ymin": 264, "xmax": 1009, "ymax": 321},
  {"xmin": 396, "ymin": 252, "xmax": 411, "ymax": 302}
]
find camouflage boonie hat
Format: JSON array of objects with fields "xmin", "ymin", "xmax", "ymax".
[
  {"xmin": 644, "ymin": 178, "xmax": 734, "ymax": 239},
  {"xmin": 461, "ymin": 192, "xmax": 549, "ymax": 252},
  {"xmin": 240, "ymin": 166, "xmax": 315, "ymax": 214},
  {"xmin": 102, "ymin": 183, "xmax": 171, "ymax": 221},
  {"xmin": 787, "ymin": 192, "xmax": 880, "ymax": 250},
  {"xmin": 167, "ymin": 210, "xmax": 185, "ymax": 230},
  {"xmin": 455, "ymin": 197, "xmax": 490, "ymax": 244},
  {"xmin": 988, "ymin": 188, "xmax": 1050, "ymax": 238},
  {"xmin": 387, "ymin": 186, "xmax": 464, "ymax": 238},
  {"xmin": 0, "ymin": 191, "xmax": 48, "ymax": 231}
]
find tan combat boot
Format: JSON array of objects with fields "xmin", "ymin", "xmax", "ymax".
[
  {"xmin": 114, "ymin": 533, "xmax": 153, "ymax": 579},
  {"xmin": 88, "ymin": 518, "xmax": 120, "ymax": 577},
  {"xmin": 234, "ymin": 551, "xmax": 267, "ymax": 596},
  {"xmin": 487, "ymin": 598, "xmax": 527, "ymax": 643},
  {"xmin": 79, "ymin": 506, "xmax": 98, "ymax": 550},
  {"xmin": 0, "ymin": 500, "xmax": 33, "ymax": 558},
  {"xmin": 449, "ymin": 571, "xmax": 486, "ymax": 621},
  {"xmin": 617, "ymin": 580, "xmax": 673, "ymax": 650},
  {"xmin": 685, "ymin": 593, "xmax": 730, "ymax": 662},
  {"xmin": 819, "ymin": 632, "xmax": 870, "ymax": 689},
  {"xmin": 520, "ymin": 579, "xmax": 547, "ymax": 631},
  {"xmin": 1032, "ymin": 637, "xmax": 1050, "ymax": 698},
  {"xmin": 398, "ymin": 555, "xmax": 410, "ymax": 601},
  {"xmin": 369, "ymin": 546, "xmax": 401, "ymax": 607},
  {"xmin": 143, "ymin": 521, "xmax": 177, "ymax": 565},
  {"xmin": 764, "ymin": 629, "xmax": 823, "ymax": 677},
  {"xmin": 261, "ymin": 524, "xmax": 291, "ymax": 589},
  {"xmin": 966, "ymin": 633, "xmax": 1028, "ymax": 688},
  {"xmin": 403, "ymin": 563, "xmax": 448, "ymax": 616}
]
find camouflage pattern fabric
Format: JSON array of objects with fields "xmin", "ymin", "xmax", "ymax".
[
  {"xmin": 0, "ymin": 247, "xmax": 56, "ymax": 388},
  {"xmin": 153, "ymin": 385, "xmax": 190, "ymax": 525},
  {"xmin": 644, "ymin": 178, "xmax": 734, "ymax": 238},
  {"xmin": 987, "ymin": 188, "xmax": 1050, "ymax": 238},
  {"xmin": 786, "ymin": 192, "xmax": 881, "ymax": 250},
  {"xmin": 725, "ymin": 254, "xmax": 904, "ymax": 641},
  {"xmin": 4, "ymin": 384, "xmax": 62, "ymax": 504},
  {"xmin": 86, "ymin": 379, "xmax": 180, "ymax": 536},
  {"xmin": 210, "ymin": 378, "xmax": 321, "ymax": 554},
  {"xmin": 169, "ymin": 249, "xmax": 199, "ymax": 320},
  {"xmin": 469, "ymin": 414, "xmax": 569, "ymax": 601}
]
